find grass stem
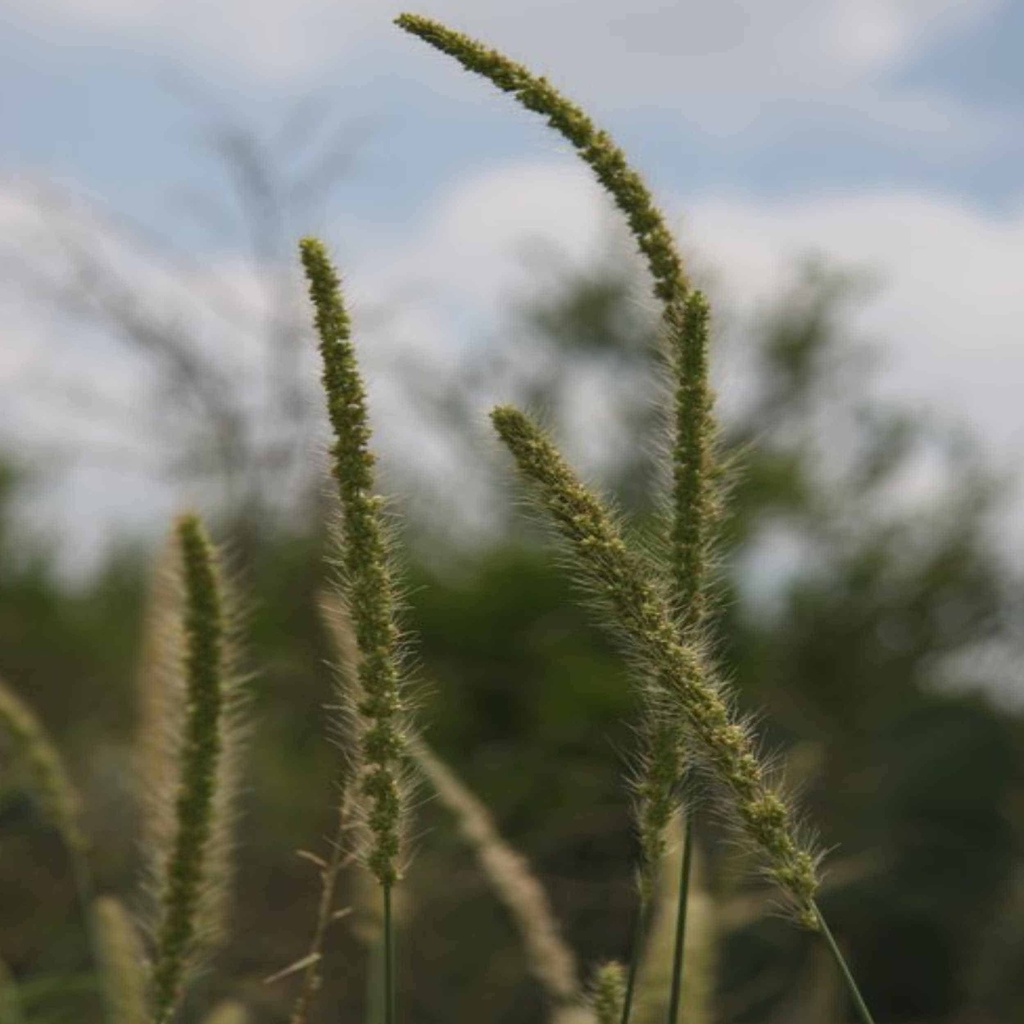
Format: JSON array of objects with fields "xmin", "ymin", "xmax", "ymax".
[
  {"xmin": 620, "ymin": 902, "xmax": 648, "ymax": 1024},
  {"xmin": 383, "ymin": 884, "xmax": 395, "ymax": 1024},
  {"xmin": 70, "ymin": 850, "xmax": 97, "ymax": 951},
  {"xmin": 665, "ymin": 815, "xmax": 694, "ymax": 1024},
  {"xmin": 288, "ymin": 785, "xmax": 350, "ymax": 1024},
  {"xmin": 813, "ymin": 903, "xmax": 875, "ymax": 1024}
]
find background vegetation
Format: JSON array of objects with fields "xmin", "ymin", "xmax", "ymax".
[{"xmin": 1, "ymin": 101, "xmax": 1023, "ymax": 1024}]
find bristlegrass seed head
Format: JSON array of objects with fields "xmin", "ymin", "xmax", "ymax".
[{"xmin": 299, "ymin": 237, "xmax": 407, "ymax": 890}]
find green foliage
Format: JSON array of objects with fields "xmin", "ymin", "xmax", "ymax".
[{"xmin": 1, "ymin": 256, "xmax": 1021, "ymax": 1022}]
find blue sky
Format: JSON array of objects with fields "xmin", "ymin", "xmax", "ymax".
[
  {"xmin": 2, "ymin": 2, "xmax": 1020, "ymax": 197},
  {"xmin": 2, "ymin": 0, "xmax": 1023, "ymax": 572},
  {"xmin": 4, "ymin": 1, "xmax": 1023, "ymax": 216}
]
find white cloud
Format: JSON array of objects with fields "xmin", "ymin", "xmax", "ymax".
[
  {"xmin": 681, "ymin": 188, "xmax": 1024, "ymax": 457},
  {"xmin": 351, "ymin": 162, "xmax": 613, "ymax": 320},
  {"xmin": 5, "ymin": 159, "xmax": 1024, "ymax": 572},
  {"xmin": 812, "ymin": 0, "xmax": 983, "ymax": 71},
  {"xmin": 338, "ymin": 161, "xmax": 1024, "ymax": 569},
  {"xmin": 0, "ymin": 180, "xmax": 290, "ymax": 574},
  {"xmin": 349, "ymin": 160, "xmax": 1024, "ymax": 474}
]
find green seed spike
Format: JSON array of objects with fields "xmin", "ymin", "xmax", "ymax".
[
  {"xmin": 591, "ymin": 962, "xmax": 627, "ymax": 1024},
  {"xmin": 150, "ymin": 513, "xmax": 229, "ymax": 1024},
  {"xmin": 299, "ymin": 236, "xmax": 405, "ymax": 890},
  {"xmin": 659, "ymin": 290, "xmax": 717, "ymax": 1024},
  {"xmin": 490, "ymin": 406, "xmax": 820, "ymax": 926},
  {"xmin": 391, "ymin": 26, "xmax": 719, "ymax": 1014},
  {"xmin": 394, "ymin": 13, "xmax": 688, "ymax": 310},
  {"xmin": 669, "ymin": 291, "xmax": 717, "ymax": 629},
  {"xmin": 300, "ymin": 237, "xmax": 408, "ymax": 1024},
  {"xmin": 633, "ymin": 719, "xmax": 682, "ymax": 907}
]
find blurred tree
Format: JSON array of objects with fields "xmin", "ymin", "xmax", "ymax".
[
  {"xmin": 2, "ymin": 92, "xmax": 375, "ymax": 552},
  {"xmin": 2, "ymin": 190, "xmax": 1023, "ymax": 1024},
  {"xmin": 404, "ymin": 250, "xmax": 1024, "ymax": 1024}
]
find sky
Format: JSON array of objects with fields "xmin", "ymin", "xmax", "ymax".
[{"xmin": 1, "ymin": 0, "xmax": 1023, "ymax": 574}]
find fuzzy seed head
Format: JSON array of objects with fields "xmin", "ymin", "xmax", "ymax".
[
  {"xmin": 394, "ymin": 20, "xmax": 732, "ymax": 904},
  {"xmin": 590, "ymin": 962, "xmax": 627, "ymax": 1024},
  {"xmin": 149, "ymin": 513, "xmax": 233, "ymax": 1024},
  {"xmin": 300, "ymin": 237, "xmax": 406, "ymax": 888},
  {"xmin": 669, "ymin": 291, "xmax": 718, "ymax": 629},
  {"xmin": 411, "ymin": 737, "xmax": 581, "ymax": 1006},
  {"xmin": 0, "ymin": 675, "xmax": 85, "ymax": 853},
  {"xmin": 137, "ymin": 523, "xmax": 247, "ymax": 1008},
  {"xmin": 491, "ymin": 407, "xmax": 820, "ymax": 922},
  {"xmin": 633, "ymin": 718, "xmax": 683, "ymax": 906},
  {"xmin": 394, "ymin": 14, "xmax": 688, "ymax": 310}
]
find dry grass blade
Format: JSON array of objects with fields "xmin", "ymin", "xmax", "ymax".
[
  {"xmin": 318, "ymin": 593, "xmax": 580, "ymax": 1013},
  {"xmin": 410, "ymin": 736, "xmax": 582, "ymax": 1009},
  {"xmin": 94, "ymin": 896, "xmax": 150, "ymax": 1024},
  {"xmin": 634, "ymin": 814, "xmax": 716, "ymax": 1024},
  {"xmin": 0, "ymin": 674, "xmax": 85, "ymax": 854}
]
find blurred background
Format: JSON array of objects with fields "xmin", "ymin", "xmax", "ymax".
[{"xmin": 2, "ymin": 2, "xmax": 1024, "ymax": 1022}]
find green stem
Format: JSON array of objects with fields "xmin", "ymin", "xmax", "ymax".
[
  {"xmin": 71, "ymin": 848, "xmax": 95, "ymax": 937},
  {"xmin": 383, "ymin": 884, "xmax": 395, "ymax": 1024},
  {"xmin": 70, "ymin": 847, "xmax": 109, "ymax": 1021},
  {"xmin": 363, "ymin": 921, "xmax": 384, "ymax": 1024},
  {"xmin": 665, "ymin": 815, "xmax": 694, "ymax": 1024},
  {"xmin": 620, "ymin": 900, "xmax": 648, "ymax": 1024},
  {"xmin": 813, "ymin": 903, "xmax": 875, "ymax": 1024}
]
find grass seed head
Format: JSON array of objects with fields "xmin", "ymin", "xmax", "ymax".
[
  {"xmin": 149, "ymin": 513, "xmax": 242, "ymax": 1024},
  {"xmin": 491, "ymin": 406, "xmax": 820, "ymax": 924},
  {"xmin": 590, "ymin": 962, "xmax": 627, "ymax": 1024},
  {"xmin": 394, "ymin": 13, "xmax": 688, "ymax": 310},
  {"xmin": 0, "ymin": 675, "xmax": 85, "ymax": 854},
  {"xmin": 300, "ymin": 237, "xmax": 407, "ymax": 889}
]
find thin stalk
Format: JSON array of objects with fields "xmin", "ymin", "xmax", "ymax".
[
  {"xmin": 407, "ymin": 736, "xmax": 580, "ymax": 1006},
  {"xmin": 665, "ymin": 816, "xmax": 694, "ymax": 1024},
  {"xmin": 365, "ymin": 919, "xmax": 385, "ymax": 1024},
  {"xmin": 813, "ymin": 903, "xmax": 875, "ymax": 1024},
  {"xmin": 620, "ymin": 902, "xmax": 648, "ymax": 1024},
  {"xmin": 70, "ymin": 847, "xmax": 102, "ymax": 1007},
  {"xmin": 71, "ymin": 849, "xmax": 96, "ymax": 941},
  {"xmin": 383, "ymin": 884, "xmax": 395, "ymax": 1024},
  {"xmin": 289, "ymin": 785, "xmax": 351, "ymax": 1024}
]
